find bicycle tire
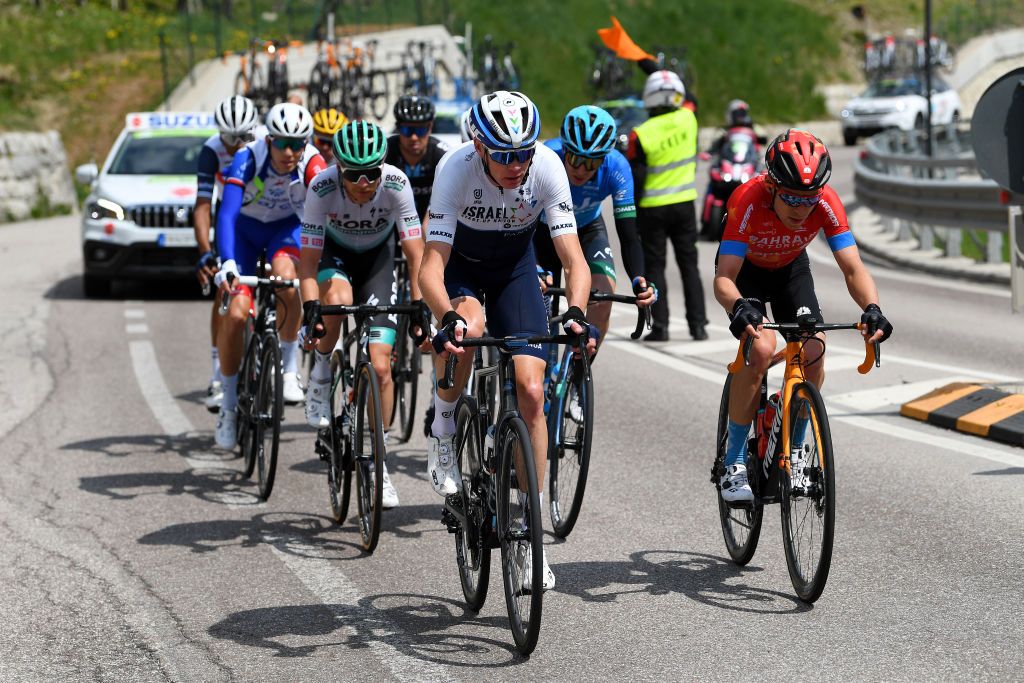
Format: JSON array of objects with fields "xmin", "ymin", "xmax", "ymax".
[
  {"xmin": 497, "ymin": 416, "xmax": 543, "ymax": 655},
  {"xmin": 254, "ymin": 335, "xmax": 282, "ymax": 500},
  {"xmin": 353, "ymin": 361, "xmax": 385, "ymax": 553},
  {"xmin": 548, "ymin": 352, "xmax": 594, "ymax": 538},
  {"xmin": 327, "ymin": 349, "xmax": 353, "ymax": 524},
  {"xmin": 237, "ymin": 332, "xmax": 263, "ymax": 476},
  {"xmin": 715, "ymin": 374, "xmax": 763, "ymax": 565},
  {"xmin": 780, "ymin": 381, "xmax": 835, "ymax": 603},
  {"xmin": 369, "ymin": 70, "xmax": 390, "ymax": 120},
  {"xmin": 455, "ymin": 396, "xmax": 491, "ymax": 612}
]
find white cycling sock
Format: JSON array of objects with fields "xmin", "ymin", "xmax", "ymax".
[
  {"xmin": 221, "ymin": 373, "xmax": 238, "ymax": 412},
  {"xmin": 311, "ymin": 349, "xmax": 332, "ymax": 382},
  {"xmin": 431, "ymin": 395, "xmax": 457, "ymax": 437},
  {"xmin": 210, "ymin": 346, "xmax": 221, "ymax": 383},
  {"xmin": 280, "ymin": 339, "xmax": 299, "ymax": 375}
]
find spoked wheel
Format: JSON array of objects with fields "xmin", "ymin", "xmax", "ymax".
[
  {"xmin": 353, "ymin": 362, "xmax": 385, "ymax": 553},
  {"xmin": 715, "ymin": 374, "xmax": 763, "ymax": 565},
  {"xmin": 391, "ymin": 319, "xmax": 420, "ymax": 443},
  {"xmin": 254, "ymin": 335, "xmax": 282, "ymax": 500},
  {"xmin": 454, "ymin": 397, "xmax": 491, "ymax": 612},
  {"xmin": 497, "ymin": 416, "xmax": 543, "ymax": 656},
  {"xmin": 238, "ymin": 333, "xmax": 263, "ymax": 476},
  {"xmin": 368, "ymin": 70, "xmax": 390, "ymax": 120},
  {"xmin": 548, "ymin": 353, "xmax": 594, "ymax": 538},
  {"xmin": 327, "ymin": 350, "xmax": 353, "ymax": 524},
  {"xmin": 780, "ymin": 381, "xmax": 835, "ymax": 603}
]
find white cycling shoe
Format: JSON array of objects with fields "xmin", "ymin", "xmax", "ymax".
[
  {"xmin": 520, "ymin": 547, "xmax": 555, "ymax": 592},
  {"xmin": 380, "ymin": 463, "xmax": 399, "ymax": 509},
  {"xmin": 305, "ymin": 378, "xmax": 331, "ymax": 428},
  {"xmin": 204, "ymin": 380, "xmax": 223, "ymax": 414},
  {"xmin": 214, "ymin": 408, "xmax": 237, "ymax": 451},
  {"xmin": 720, "ymin": 463, "xmax": 754, "ymax": 503},
  {"xmin": 427, "ymin": 434, "xmax": 459, "ymax": 496},
  {"xmin": 282, "ymin": 372, "xmax": 304, "ymax": 404}
]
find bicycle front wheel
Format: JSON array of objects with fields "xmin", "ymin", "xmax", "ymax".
[
  {"xmin": 780, "ymin": 381, "xmax": 835, "ymax": 603},
  {"xmin": 455, "ymin": 397, "xmax": 490, "ymax": 611},
  {"xmin": 353, "ymin": 361, "xmax": 385, "ymax": 553},
  {"xmin": 327, "ymin": 350, "xmax": 352, "ymax": 524},
  {"xmin": 716, "ymin": 374, "xmax": 763, "ymax": 565},
  {"xmin": 254, "ymin": 335, "xmax": 282, "ymax": 500},
  {"xmin": 548, "ymin": 353, "xmax": 594, "ymax": 538},
  {"xmin": 497, "ymin": 416, "xmax": 543, "ymax": 655}
]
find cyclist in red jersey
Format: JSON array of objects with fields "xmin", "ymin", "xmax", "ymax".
[{"xmin": 713, "ymin": 129, "xmax": 893, "ymax": 503}]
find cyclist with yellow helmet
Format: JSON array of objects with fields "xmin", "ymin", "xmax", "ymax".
[{"xmin": 312, "ymin": 108, "xmax": 349, "ymax": 163}]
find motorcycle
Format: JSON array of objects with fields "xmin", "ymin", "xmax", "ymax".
[{"xmin": 699, "ymin": 127, "xmax": 762, "ymax": 241}]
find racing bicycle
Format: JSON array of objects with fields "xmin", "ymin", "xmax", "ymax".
[{"xmin": 390, "ymin": 255, "xmax": 422, "ymax": 443}]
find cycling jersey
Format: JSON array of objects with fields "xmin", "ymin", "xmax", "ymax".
[
  {"xmin": 719, "ymin": 174, "xmax": 856, "ymax": 269},
  {"xmin": 196, "ymin": 126, "xmax": 268, "ymax": 201},
  {"xmin": 543, "ymin": 139, "xmax": 636, "ymax": 224},
  {"xmin": 300, "ymin": 164, "xmax": 421, "ymax": 253},
  {"xmin": 384, "ymin": 135, "xmax": 449, "ymax": 219}
]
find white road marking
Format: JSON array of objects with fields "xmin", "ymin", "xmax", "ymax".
[
  {"xmin": 268, "ymin": 543, "xmax": 454, "ymax": 682},
  {"xmin": 124, "ymin": 309, "xmax": 146, "ymax": 318},
  {"xmin": 125, "ymin": 323, "xmax": 149, "ymax": 334},
  {"xmin": 828, "ymin": 376, "xmax": 990, "ymax": 413}
]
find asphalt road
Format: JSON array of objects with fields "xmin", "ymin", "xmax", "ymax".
[{"xmin": 2, "ymin": 148, "xmax": 1023, "ymax": 681}]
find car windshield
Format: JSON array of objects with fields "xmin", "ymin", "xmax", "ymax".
[
  {"xmin": 432, "ymin": 115, "xmax": 460, "ymax": 135},
  {"xmin": 862, "ymin": 79, "xmax": 924, "ymax": 98},
  {"xmin": 107, "ymin": 132, "xmax": 210, "ymax": 175}
]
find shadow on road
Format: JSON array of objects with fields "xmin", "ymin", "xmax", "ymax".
[
  {"xmin": 63, "ymin": 431, "xmax": 228, "ymax": 460},
  {"xmin": 208, "ymin": 593, "xmax": 524, "ymax": 666},
  {"xmin": 45, "ymin": 273, "xmax": 204, "ymax": 301},
  {"xmin": 974, "ymin": 467, "xmax": 1024, "ymax": 476},
  {"xmin": 552, "ymin": 549, "xmax": 810, "ymax": 615},
  {"xmin": 80, "ymin": 469, "xmax": 261, "ymax": 506}
]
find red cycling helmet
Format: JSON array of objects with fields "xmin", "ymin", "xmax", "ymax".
[{"xmin": 765, "ymin": 129, "xmax": 831, "ymax": 192}]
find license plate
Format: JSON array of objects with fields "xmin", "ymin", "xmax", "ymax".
[{"xmin": 157, "ymin": 231, "xmax": 196, "ymax": 247}]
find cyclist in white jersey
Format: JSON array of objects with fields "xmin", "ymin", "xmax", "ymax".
[
  {"xmin": 300, "ymin": 121, "xmax": 425, "ymax": 508},
  {"xmin": 420, "ymin": 91, "xmax": 596, "ymax": 591}
]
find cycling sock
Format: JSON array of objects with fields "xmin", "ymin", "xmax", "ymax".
[
  {"xmin": 280, "ymin": 339, "xmax": 299, "ymax": 375},
  {"xmin": 221, "ymin": 373, "xmax": 239, "ymax": 412},
  {"xmin": 311, "ymin": 350, "xmax": 331, "ymax": 382},
  {"xmin": 725, "ymin": 419, "xmax": 751, "ymax": 467},
  {"xmin": 210, "ymin": 346, "xmax": 221, "ymax": 382},
  {"xmin": 792, "ymin": 414, "xmax": 809, "ymax": 448},
  {"xmin": 431, "ymin": 395, "xmax": 457, "ymax": 437}
]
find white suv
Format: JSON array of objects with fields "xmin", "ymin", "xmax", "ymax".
[
  {"xmin": 76, "ymin": 112, "xmax": 216, "ymax": 297},
  {"xmin": 840, "ymin": 75, "xmax": 961, "ymax": 146}
]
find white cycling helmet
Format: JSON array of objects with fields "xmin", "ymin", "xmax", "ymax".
[
  {"xmin": 470, "ymin": 90, "xmax": 540, "ymax": 150},
  {"xmin": 214, "ymin": 95, "xmax": 259, "ymax": 135},
  {"xmin": 265, "ymin": 102, "xmax": 313, "ymax": 139},
  {"xmin": 642, "ymin": 70, "xmax": 685, "ymax": 110},
  {"xmin": 459, "ymin": 109, "xmax": 475, "ymax": 143}
]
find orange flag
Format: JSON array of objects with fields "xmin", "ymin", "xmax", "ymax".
[{"xmin": 597, "ymin": 16, "xmax": 656, "ymax": 62}]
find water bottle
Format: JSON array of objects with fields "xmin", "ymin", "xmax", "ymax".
[{"xmin": 759, "ymin": 392, "xmax": 782, "ymax": 460}]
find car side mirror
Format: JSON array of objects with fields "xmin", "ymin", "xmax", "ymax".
[{"xmin": 75, "ymin": 163, "xmax": 98, "ymax": 186}]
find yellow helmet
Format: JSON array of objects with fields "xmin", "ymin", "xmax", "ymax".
[{"xmin": 312, "ymin": 108, "xmax": 349, "ymax": 136}]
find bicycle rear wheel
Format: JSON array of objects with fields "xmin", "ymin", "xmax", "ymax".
[
  {"xmin": 238, "ymin": 332, "xmax": 262, "ymax": 476},
  {"xmin": 780, "ymin": 381, "xmax": 835, "ymax": 603},
  {"xmin": 353, "ymin": 361, "xmax": 385, "ymax": 553},
  {"xmin": 548, "ymin": 352, "xmax": 594, "ymax": 538},
  {"xmin": 327, "ymin": 350, "xmax": 353, "ymax": 524},
  {"xmin": 454, "ymin": 397, "xmax": 491, "ymax": 612},
  {"xmin": 497, "ymin": 416, "xmax": 543, "ymax": 656},
  {"xmin": 715, "ymin": 374, "xmax": 763, "ymax": 565},
  {"xmin": 254, "ymin": 335, "xmax": 282, "ymax": 500}
]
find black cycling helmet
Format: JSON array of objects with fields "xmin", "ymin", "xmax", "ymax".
[{"xmin": 393, "ymin": 95, "xmax": 435, "ymax": 123}]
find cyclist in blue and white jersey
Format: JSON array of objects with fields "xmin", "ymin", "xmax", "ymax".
[
  {"xmin": 419, "ymin": 91, "xmax": 596, "ymax": 591},
  {"xmin": 299, "ymin": 120, "xmax": 426, "ymax": 508},
  {"xmin": 534, "ymin": 105, "xmax": 656, "ymax": 345},
  {"xmin": 194, "ymin": 95, "xmax": 262, "ymax": 412},
  {"xmin": 212, "ymin": 102, "xmax": 327, "ymax": 449}
]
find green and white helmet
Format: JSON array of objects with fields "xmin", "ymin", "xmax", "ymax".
[{"xmin": 333, "ymin": 120, "xmax": 388, "ymax": 169}]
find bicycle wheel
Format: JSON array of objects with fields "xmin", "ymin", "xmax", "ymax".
[
  {"xmin": 234, "ymin": 70, "xmax": 249, "ymax": 97},
  {"xmin": 353, "ymin": 361, "xmax": 385, "ymax": 553},
  {"xmin": 254, "ymin": 334, "xmax": 283, "ymax": 500},
  {"xmin": 780, "ymin": 381, "xmax": 835, "ymax": 603},
  {"xmin": 454, "ymin": 397, "xmax": 491, "ymax": 611},
  {"xmin": 715, "ymin": 374, "xmax": 763, "ymax": 565},
  {"xmin": 369, "ymin": 69, "xmax": 389, "ymax": 120},
  {"xmin": 497, "ymin": 416, "xmax": 543, "ymax": 655},
  {"xmin": 238, "ymin": 332, "xmax": 263, "ymax": 476},
  {"xmin": 548, "ymin": 352, "xmax": 593, "ymax": 538},
  {"xmin": 327, "ymin": 350, "xmax": 353, "ymax": 524}
]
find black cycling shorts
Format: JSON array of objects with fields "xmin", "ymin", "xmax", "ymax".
[
  {"xmin": 730, "ymin": 250, "xmax": 823, "ymax": 324},
  {"xmin": 316, "ymin": 238, "xmax": 398, "ymax": 345},
  {"xmin": 533, "ymin": 217, "xmax": 616, "ymax": 287}
]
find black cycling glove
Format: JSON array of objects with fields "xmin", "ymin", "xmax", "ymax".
[
  {"xmin": 861, "ymin": 303, "xmax": 893, "ymax": 342},
  {"xmin": 301, "ymin": 300, "xmax": 325, "ymax": 340},
  {"xmin": 432, "ymin": 310, "xmax": 467, "ymax": 354},
  {"xmin": 195, "ymin": 250, "xmax": 219, "ymax": 272},
  {"xmin": 408, "ymin": 300, "xmax": 431, "ymax": 344},
  {"xmin": 729, "ymin": 298, "xmax": 763, "ymax": 339}
]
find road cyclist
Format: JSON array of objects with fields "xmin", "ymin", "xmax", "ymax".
[{"xmin": 311, "ymin": 107, "xmax": 349, "ymax": 163}]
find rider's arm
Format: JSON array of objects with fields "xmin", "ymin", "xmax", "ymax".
[
  {"xmin": 542, "ymin": 172, "xmax": 588, "ymax": 311},
  {"xmin": 194, "ymin": 199, "xmax": 213, "ymax": 253},
  {"xmin": 215, "ymin": 147, "xmax": 254, "ymax": 267},
  {"xmin": 833, "ymin": 246, "xmax": 879, "ymax": 310},
  {"xmin": 393, "ymin": 173, "xmax": 425, "ymax": 301},
  {"xmin": 298, "ymin": 168, "xmax": 332, "ymax": 305},
  {"xmin": 419, "ymin": 153, "xmax": 459, "ymax": 321},
  {"xmin": 194, "ymin": 144, "xmax": 219, "ymax": 252},
  {"xmin": 713, "ymin": 254, "xmax": 745, "ymax": 311},
  {"xmin": 418, "ymin": 240, "xmax": 452, "ymax": 323},
  {"xmin": 606, "ymin": 151, "xmax": 645, "ymax": 280},
  {"xmin": 714, "ymin": 187, "xmax": 754, "ymax": 311}
]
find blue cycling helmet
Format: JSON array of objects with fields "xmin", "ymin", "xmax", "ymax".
[
  {"xmin": 470, "ymin": 90, "xmax": 540, "ymax": 150},
  {"xmin": 560, "ymin": 105, "xmax": 617, "ymax": 158}
]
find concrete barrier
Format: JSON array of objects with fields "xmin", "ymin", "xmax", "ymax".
[{"xmin": 0, "ymin": 131, "xmax": 76, "ymax": 223}]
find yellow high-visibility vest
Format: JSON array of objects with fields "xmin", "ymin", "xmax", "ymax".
[{"xmin": 634, "ymin": 108, "xmax": 698, "ymax": 208}]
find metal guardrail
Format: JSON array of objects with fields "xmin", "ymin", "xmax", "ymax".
[{"xmin": 853, "ymin": 124, "xmax": 1014, "ymax": 264}]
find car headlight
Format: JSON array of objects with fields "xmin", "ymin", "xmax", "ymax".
[
  {"xmin": 896, "ymin": 101, "xmax": 907, "ymax": 112},
  {"xmin": 841, "ymin": 109, "xmax": 851, "ymax": 118},
  {"xmin": 87, "ymin": 198, "xmax": 125, "ymax": 221}
]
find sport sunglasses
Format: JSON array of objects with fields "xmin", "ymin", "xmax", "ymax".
[
  {"xmin": 341, "ymin": 167, "xmax": 383, "ymax": 184},
  {"xmin": 564, "ymin": 150, "xmax": 605, "ymax": 172},
  {"xmin": 482, "ymin": 145, "xmax": 536, "ymax": 166},
  {"xmin": 777, "ymin": 191, "xmax": 822, "ymax": 208},
  {"xmin": 398, "ymin": 124, "xmax": 431, "ymax": 138},
  {"xmin": 270, "ymin": 137, "xmax": 306, "ymax": 151}
]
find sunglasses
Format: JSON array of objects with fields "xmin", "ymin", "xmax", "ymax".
[
  {"xmin": 221, "ymin": 132, "xmax": 253, "ymax": 147},
  {"xmin": 313, "ymin": 134, "xmax": 333, "ymax": 147},
  {"xmin": 270, "ymin": 137, "xmax": 306, "ymax": 151},
  {"xmin": 398, "ymin": 124, "xmax": 431, "ymax": 138},
  {"xmin": 564, "ymin": 150, "xmax": 605, "ymax": 172},
  {"xmin": 341, "ymin": 167, "xmax": 382, "ymax": 184},
  {"xmin": 482, "ymin": 145, "xmax": 536, "ymax": 166},
  {"xmin": 777, "ymin": 191, "xmax": 822, "ymax": 208}
]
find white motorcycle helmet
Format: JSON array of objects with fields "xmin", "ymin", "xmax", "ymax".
[
  {"xmin": 265, "ymin": 102, "xmax": 313, "ymax": 139},
  {"xmin": 642, "ymin": 70, "xmax": 685, "ymax": 110},
  {"xmin": 214, "ymin": 95, "xmax": 259, "ymax": 136}
]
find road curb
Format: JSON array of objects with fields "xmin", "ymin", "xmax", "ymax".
[
  {"xmin": 901, "ymin": 382, "xmax": 1024, "ymax": 447},
  {"xmin": 850, "ymin": 206, "xmax": 1012, "ymax": 286}
]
